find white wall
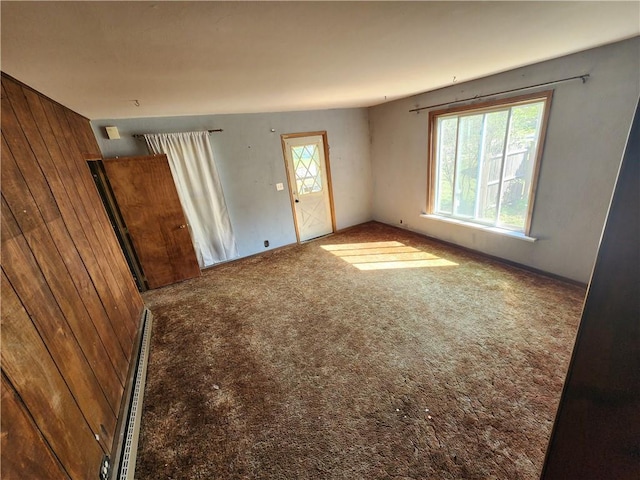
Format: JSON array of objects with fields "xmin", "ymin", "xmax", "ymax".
[
  {"xmin": 369, "ymin": 38, "xmax": 639, "ymax": 283},
  {"xmin": 92, "ymin": 108, "xmax": 372, "ymax": 259}
]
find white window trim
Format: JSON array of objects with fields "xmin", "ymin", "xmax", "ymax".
[{"xmin": 420, "ymin": 213, "xmax": 537, "ymax": 242}]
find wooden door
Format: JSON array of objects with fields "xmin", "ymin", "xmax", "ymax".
[
  {"xmin": 103, "ymin": 155, "xmax": 200, "ymax": 288},
  {"xmin": 282, "ymin": 133, "xmax": 335, "ymax": 242}
]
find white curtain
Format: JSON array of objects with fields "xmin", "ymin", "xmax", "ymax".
[{"xmin": 144, "ymin": 131, "xmax": 238, "ymax": 268}]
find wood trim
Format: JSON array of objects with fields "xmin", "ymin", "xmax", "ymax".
[
  {"xmin": 426, "ymin": 111, "xmax": 438, "ymax": 214},
  {"xmin": 428, "ymin": 89, "xmax": 555, "ymax": 119},
  {"xmin": 281, "ymin": 131, "xmax": 328, "ymax": 140},
  {"xmin": 280, "ymin": 131, "xmax": 336, "ymax": 243},
  {"xmin": 427, "ymin": 89, "xmax": 554, "ymax": 236},
  {"xmin": 322, "ymin": 132, "xmax": 338, "ymax": 234},
  {"xmin": 523, "ymin": 90, "xmax": 553, "ymax": 235},
  {"xmin": 280, "ymin": 135, "xmax": 301, "ymax": 243}
]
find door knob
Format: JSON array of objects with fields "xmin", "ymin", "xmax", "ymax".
[
  {"xmin": 179, "ymin": 224, "xmax": 187, "ymax": 229},
  {"xmin": 295, "ymin": 199, "xmax": 299, "ymax": 203}
]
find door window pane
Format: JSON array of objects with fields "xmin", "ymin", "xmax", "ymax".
[{"xmin": 292, "ymin": 144, "xmax": 322, "ymax": 195}]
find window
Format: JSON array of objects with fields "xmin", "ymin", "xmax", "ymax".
[
  {"xmin": 291, "ymin": 144, "xmax": 323, "ymax": 195},
  {"xmin": 428, "ymin": 91, "xmax": 552, "ymax": 234}
]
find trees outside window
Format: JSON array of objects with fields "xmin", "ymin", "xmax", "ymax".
[{"xmin": 428, "ymin": 91, "xmax": 552, "ymax": 234}]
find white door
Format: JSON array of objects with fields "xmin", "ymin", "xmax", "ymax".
[{"xmin": 283, "ymin": 134, "xmax": 334, "ymax": 242}]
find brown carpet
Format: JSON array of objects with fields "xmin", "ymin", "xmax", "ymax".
[{"xmin": 136, "ymin": 222, "xmax": 585, "ymax": 479}]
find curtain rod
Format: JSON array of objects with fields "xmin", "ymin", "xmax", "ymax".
[
  {"xmin": 408, "ymin": 74, "xmax": 589, "ymax": 113},
  {"xmin": 132, "ymin": 129, "xmax": 223, "ymax": 140}
]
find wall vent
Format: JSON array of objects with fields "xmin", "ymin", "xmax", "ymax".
[{"xmin": 117, "ymin": 310, "xmax": 153, "ymax": 480}]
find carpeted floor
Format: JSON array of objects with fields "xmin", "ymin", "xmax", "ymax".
[{"xmin": 136, "ymin": 222, "xmax": 585, "ymax": 479}]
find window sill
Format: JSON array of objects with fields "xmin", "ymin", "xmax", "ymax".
[{"xmin": 420, "ymin": 214, "xmax": 538, "ymax": 242}]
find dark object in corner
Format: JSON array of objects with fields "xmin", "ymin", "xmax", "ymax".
[{"xmin": 541, "ymin": 100, "xmax": 640, "ymax": 478}]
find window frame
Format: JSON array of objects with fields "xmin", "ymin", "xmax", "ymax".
[{"xmin": 427, "ymin": 90, "xmax": 553, "ymax": 236}]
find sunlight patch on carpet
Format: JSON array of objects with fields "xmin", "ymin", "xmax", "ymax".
[{"xmin": 321, "ymin": 241, "xmax": 458, "ymax": 270}]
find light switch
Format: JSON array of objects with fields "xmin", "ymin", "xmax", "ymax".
[{"xmin": 276, "ymin": 183, "xmax": 284, "ymax": 191}]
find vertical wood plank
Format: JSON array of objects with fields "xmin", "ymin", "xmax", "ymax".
[
  {"xmin": 1, "ymin": 374, "xmax": 70, "ymax": 480},
  {"xmin": 0, "ymin": 95, "xmax": 61, "ymax": 227},
  {"xmin": 64, "ymin": 107, "xmax": 102, "ymax": 160},
  {"xmin": 1, "ymin": 73, "xmax": 145, "ymax": 476},
  {"xmin": 57, "ymin": 105, "xmax": 144, "ymax": 323},
  {"xmin": 4, "ymin": 80, "xmax": 130, "ymax": 381},
  {"xmin": 64, "ymin": 108, "xmax": 142, "ymax": 313},
  {"xmin": 23, "ymin": 89, "xmax": 136, "ymax": 362},
  {"xmin": 1, "ymin": 272, "xmax": 104, "ymax": 479},
  {"xmin": 0, "ymin": 151, "xmax": 124, "ymax": 416},
  {"xmin": 1, "ymin": 195, "xmax": 116, "ymax": 452},
  {"xmin": 0, "ymin": 114, "xmax": 123, "ymax": 415},
  {"xmin": 43, "ymin": 99, "xmax": 140, "ymax": 341}
]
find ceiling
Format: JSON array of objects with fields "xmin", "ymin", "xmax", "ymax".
[{"xmin": 2, "ymin": 1, "xmax": 638, "ymax": 120}]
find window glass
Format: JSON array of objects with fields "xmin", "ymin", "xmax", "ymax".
[
  {"xmin": 291, "ymin": 144, "xmax": 322, "ymax": 195},
  {"xmin": 430, "ymin": 93, "xmax": 550, "ymax": 233}
]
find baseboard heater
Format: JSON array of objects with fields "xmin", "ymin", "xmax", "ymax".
[{"xmin": 109, "ymin": 308, "xmax": 153, "ymax": 480}]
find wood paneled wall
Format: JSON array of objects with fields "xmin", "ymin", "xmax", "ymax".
[{"xmin": 1, "ymin": 74, "xmax": 144, "ymax": 479}]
